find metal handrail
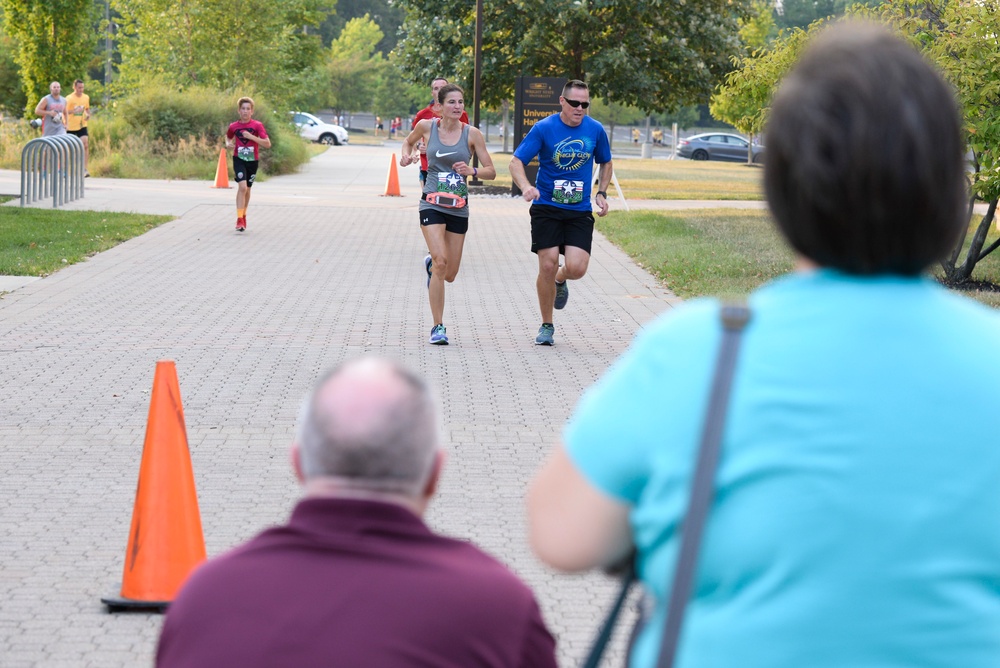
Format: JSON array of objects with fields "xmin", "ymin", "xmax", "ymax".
[{"xmin": 20, "ymin": 135, "xmax": 86, "ymax": 208}]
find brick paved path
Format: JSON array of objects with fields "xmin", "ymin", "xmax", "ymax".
[{"xmin": 0, "ymin": 145, "xmax": 679, "ymax": 666}]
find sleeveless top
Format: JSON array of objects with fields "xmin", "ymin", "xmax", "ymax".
[
  {"xmin": 421, "ymin": 121, "xmax": 472, "ymax": 217},
  {"xmin": 41, "ymin": 95, "xmax": 67, "ymax": 137}
]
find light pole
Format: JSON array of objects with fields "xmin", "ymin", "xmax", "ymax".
[{"xmin": 470, "ymin": 0, "xmax": 484, "ymax": 185}]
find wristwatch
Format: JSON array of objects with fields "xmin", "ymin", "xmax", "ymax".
[{"xmin": 596, "ymin": 190, "xmax": 607, "ymax": 198}]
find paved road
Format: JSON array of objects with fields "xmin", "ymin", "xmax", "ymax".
[{"xmin": 1, "ymin": 144, "xmax": 681, "ymax": 666}]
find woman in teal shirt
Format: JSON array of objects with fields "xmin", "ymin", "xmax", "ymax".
[{"xmin": 529, "ymin": 24, "xmax": 1000, "ymax": 668}]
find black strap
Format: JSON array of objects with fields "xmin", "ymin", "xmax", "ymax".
[
  {"xmin": 581, "ymin": 559, "xmax": 636, "ymax": 668},
  {"xmin": 656, "ymin": 303, "xmax": 750, "ymax": 668}
]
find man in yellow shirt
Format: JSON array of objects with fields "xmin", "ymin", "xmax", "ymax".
[{"xmin": 65, "ymin": 79, "xmax": 91, "ymax": 176}]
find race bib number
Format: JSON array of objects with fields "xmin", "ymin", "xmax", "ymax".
[
  {"xmin": 237, "ymin": 146, "xmax": 255, "ymax": 161},
  {"xmin": 552, "ymin": 179, "xmax": 584, "ymax": 204}
]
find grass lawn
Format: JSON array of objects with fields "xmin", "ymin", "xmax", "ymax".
[
  {"xmin": 598, "ymin": 208, "xmax": 1000, "ymax": 308},
  {"xmin": 0, "ymin": 205, "xmax": 173, "ymax": 277},
  {"xmin": 480, "ymin": 156, "xmax": 762, "ymax": 200},
  {"xmin": 612, "ymin": 159, "xmax": 764, "ymax": 200}
]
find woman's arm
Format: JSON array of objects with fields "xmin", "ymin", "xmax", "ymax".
[
  {"xmin": 527, "ymin": 443, "xmax": 633, "ymax": 572},
  {"xmin": 400, "ymin": 120, "xmax": 430, "ymax": 166},
  {"xmin": 457, "ymin": 126, "xmax": 495, "ymax": 180}
]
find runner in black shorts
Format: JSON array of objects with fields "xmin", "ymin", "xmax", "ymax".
[
  {"xmin": 509, "ymin": 79, "xmax": 613, "ymax": 346},
  {"xmin": 401, "ymin": 83, "xmax": 495, "ymax": 345},
  {"xmin": 225, "ymin": 97, "xmax": 270, "ymax": 232},
  {"xmin": 529, "ymin": 204, "xmax": 595, "ymax": 255},
  {"xmin": 421, "ymin": 209, "xmax": 470, "ymax": 236}
]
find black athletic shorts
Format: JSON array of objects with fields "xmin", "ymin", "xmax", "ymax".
[
  {"xmin": 67, "ymin": 128, "xmax": 88, "ymax": 138},
  {"xmin": 420, "ymin": 208, "xmax": 469, "ymax": 235},
  {"xmin": 233, "ymin": 156, "xmax": 258, "ymax": 187},
  {"xmin": 530, "ymin": 203, "xmax": 595, "ymax": 255}
]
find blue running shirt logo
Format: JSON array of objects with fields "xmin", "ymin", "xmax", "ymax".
[{"xmin": 551, "ymin": 137, "xmax": 593, "ymax": 171}]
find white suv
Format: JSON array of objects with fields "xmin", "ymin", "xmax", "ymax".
[{"xmin": 290, "ymin": 112, "xmax": 349, "ymax": 146}]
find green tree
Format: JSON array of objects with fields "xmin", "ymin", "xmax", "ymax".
[
  {"xmin": 112, "ymin": 0, "xmax": 326, "ymax": 109},
  {"xmin": 713, "ymin": 3, "xmax": 1000, "ymax": 282},
  {"xmin": 372, "ymin": 70, "xmax": 424, "ymax": 121},
  {"xmin": 588, "ymin": 97, "xmax": 644, "ymax": 149},
  {"xmin": 327, "ymin": 15, "xmax": 385, "ymax": 114},
  {"xmin": 658, "ymin": 105, "xmax": 700, "ymax": 131},
  {"xmin": 872, "ymin": 1, "xmax": 1000, "ymax": 283},
  {"xmin": 740, "ymin": 0, "xmax": 778, "ymax": 50},
  {"xmin": 710, "ymin": 26, "xmax": 815, "ymax": 160},
  {"xmin": 0, "ymin": 19, "xmax": 27, "ymax": 114},
  {"xmin": 1, "ymin": 0, "xmax": 96, "ymax": 114},
  {"xmin": 318, "ymin": 0, "xmax": 404, "ymax": 52},
  {"xmin": 393, "ymin": 0, "xmax": 752, "ymax": 113}
]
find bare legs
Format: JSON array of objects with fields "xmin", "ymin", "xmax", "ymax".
[
  {"xmin": 421, "ymin": 223, "xmax": 467, "ymax": 326},
  {"xmin": 536, "ymin": 245, "xmax": 590, "ymax": 323}
]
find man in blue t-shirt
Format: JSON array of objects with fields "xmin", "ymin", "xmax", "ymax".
[{"xmin": 510, "ymin": 79, "xmax": 613, "ymax": 346}]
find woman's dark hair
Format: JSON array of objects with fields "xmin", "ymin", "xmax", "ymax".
[
  {"xmin": 764, "ymin": 22, "xmax": 967, "ymax": 275},
  {"xmin": 437, "ymin": 83, "xmax": 464, "ymax": 105}
]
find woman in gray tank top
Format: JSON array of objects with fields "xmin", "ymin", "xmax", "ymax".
[{"xmin": 400, "ymin": 83, "xmax": 497, "ymax": 346}]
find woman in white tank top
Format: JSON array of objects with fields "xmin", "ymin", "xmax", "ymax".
[{"xmin": 400, "ymin": 84, "xmax": 497, "ymax": 346}]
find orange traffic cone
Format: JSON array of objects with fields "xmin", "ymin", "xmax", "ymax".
[
  {"xmin": 102, "ymin": 360, "xmax": 206, "ymax": 612},
  {"xmin": 382, "ymin": 153, "xmax": 402, "ymax": 197},
  {"xmin": 211, "ymin": 148, "xmax": 231, "ymax": 189}
]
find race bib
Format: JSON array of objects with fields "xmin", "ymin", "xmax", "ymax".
[
  {"xmin": 552, "ymin": 179, "xmax": 584, "ymax": 205},
  {"xmin": 237, "ymin": 146, "xmax": 255, "ymax": 161}
]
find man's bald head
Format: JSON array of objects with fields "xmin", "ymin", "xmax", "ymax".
[{"xmin": 296, "ymin": 358, "xmax": 439, "ymax": 497}]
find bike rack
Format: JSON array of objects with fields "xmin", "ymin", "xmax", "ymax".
[{"xmin": 20, "ymin": 135, "xmax": 86, "ymax": 208}]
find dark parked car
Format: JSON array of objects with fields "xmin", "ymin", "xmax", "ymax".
[{"xmin": 677, "ymin": 132, "xmax": 764, "ymax": 163}]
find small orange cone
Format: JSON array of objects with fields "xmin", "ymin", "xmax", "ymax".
[
  {"xmin": 102, "ymin": 361, "xmax": 206, "ymax": 613},
  {"xmin": 382, "ymin": 153, "xmax": 402, "ymax": 197},
  {"xmin": 211, "ymin": 148, "xmax": 231, "ymax": 189}
]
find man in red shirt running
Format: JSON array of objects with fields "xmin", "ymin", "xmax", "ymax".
[
  {"xmin": 412, "ymin": 77, "xmax": 469, "ymax": 185},
  {"xmin": 225, "ymin": 97, "xmax": 271, "ymax": 232}
]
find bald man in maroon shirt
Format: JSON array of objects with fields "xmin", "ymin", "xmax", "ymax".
[{"xmin": 157, "ymin": 357, "xmax": 557, "ymax": 668}]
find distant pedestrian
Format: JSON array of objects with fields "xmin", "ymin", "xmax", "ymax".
[
  {"xmin": 34, "ymin": 81, "xmax": 67, "ymax": 137},
  {"xmin": 375, "ymin": 115, "xmax": 383, "ymax": 137},
  {"xmin": 225, "ymin": 97, "xmax": 270, "ymax": 232},
  {"xmin": 509, "ymin": 79, "xmax": 613, "ymax": 346},
  {"xmin": 65, "ymin": 79, "xmax": 91, "ymax": 176},
  {"xmin": 157, "ymin": 357, "xmax": 558, "ymax": 668}
]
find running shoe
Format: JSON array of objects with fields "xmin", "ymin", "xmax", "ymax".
[
  {"xmin": 535, "ymin": 323, "xmax": 555, "ymax": 346},
  {"xmin": 424, "ymin": 254, "xmax": 432, "ymax": 288},
  {"xmin": 236, "ymin": 217, "xmax": 246, "ymax": 232},
  {"xmin": 429, "ymin": 324, "xmax": 449, "ymax": 345},
  {"xmin": 554, "ymin": 280, "xmax": 569, "ymax": 309}
]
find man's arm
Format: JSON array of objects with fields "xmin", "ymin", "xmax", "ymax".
[
  {"xmin": 509, "ymin": 156, "xmax": 539, "ymax": 202},
  {"xmin": 527, "ymin": 442, "xmax": 633, "ymax": 571},
  {"xmin": 594, "ymin": 160, "xmax": 614, "ymax": 217},
  {"xmin": 34, "ymin": 97, "xmax": 48, "ymax": 117}
]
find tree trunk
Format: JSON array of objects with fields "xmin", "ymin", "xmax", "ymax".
[{"xmin": 941, "ymin": 197, "xmax": 999, "ymax": 283}]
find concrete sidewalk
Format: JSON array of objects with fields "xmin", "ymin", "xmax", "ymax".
[{"xmin": 0, "ymin": 144, "xmax": 680, "ymax": 666}]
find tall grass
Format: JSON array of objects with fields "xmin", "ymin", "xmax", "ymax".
[{"xmin": 0, "ymin": 85, "xmax": 310, "ymax": 179}]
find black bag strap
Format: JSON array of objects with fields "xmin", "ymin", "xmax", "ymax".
[
  {"xmin": 656, "ymin": 303, "xmax": 750, "ymax": 668},
  {"xmin": 581, "ymin": 558, "xmax": 636, "ymax": 668}
]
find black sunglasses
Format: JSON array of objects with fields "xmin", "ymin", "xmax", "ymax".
[{"xmin": 563, "ymin": 98, "xmax": 591, "ymax": 109}]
